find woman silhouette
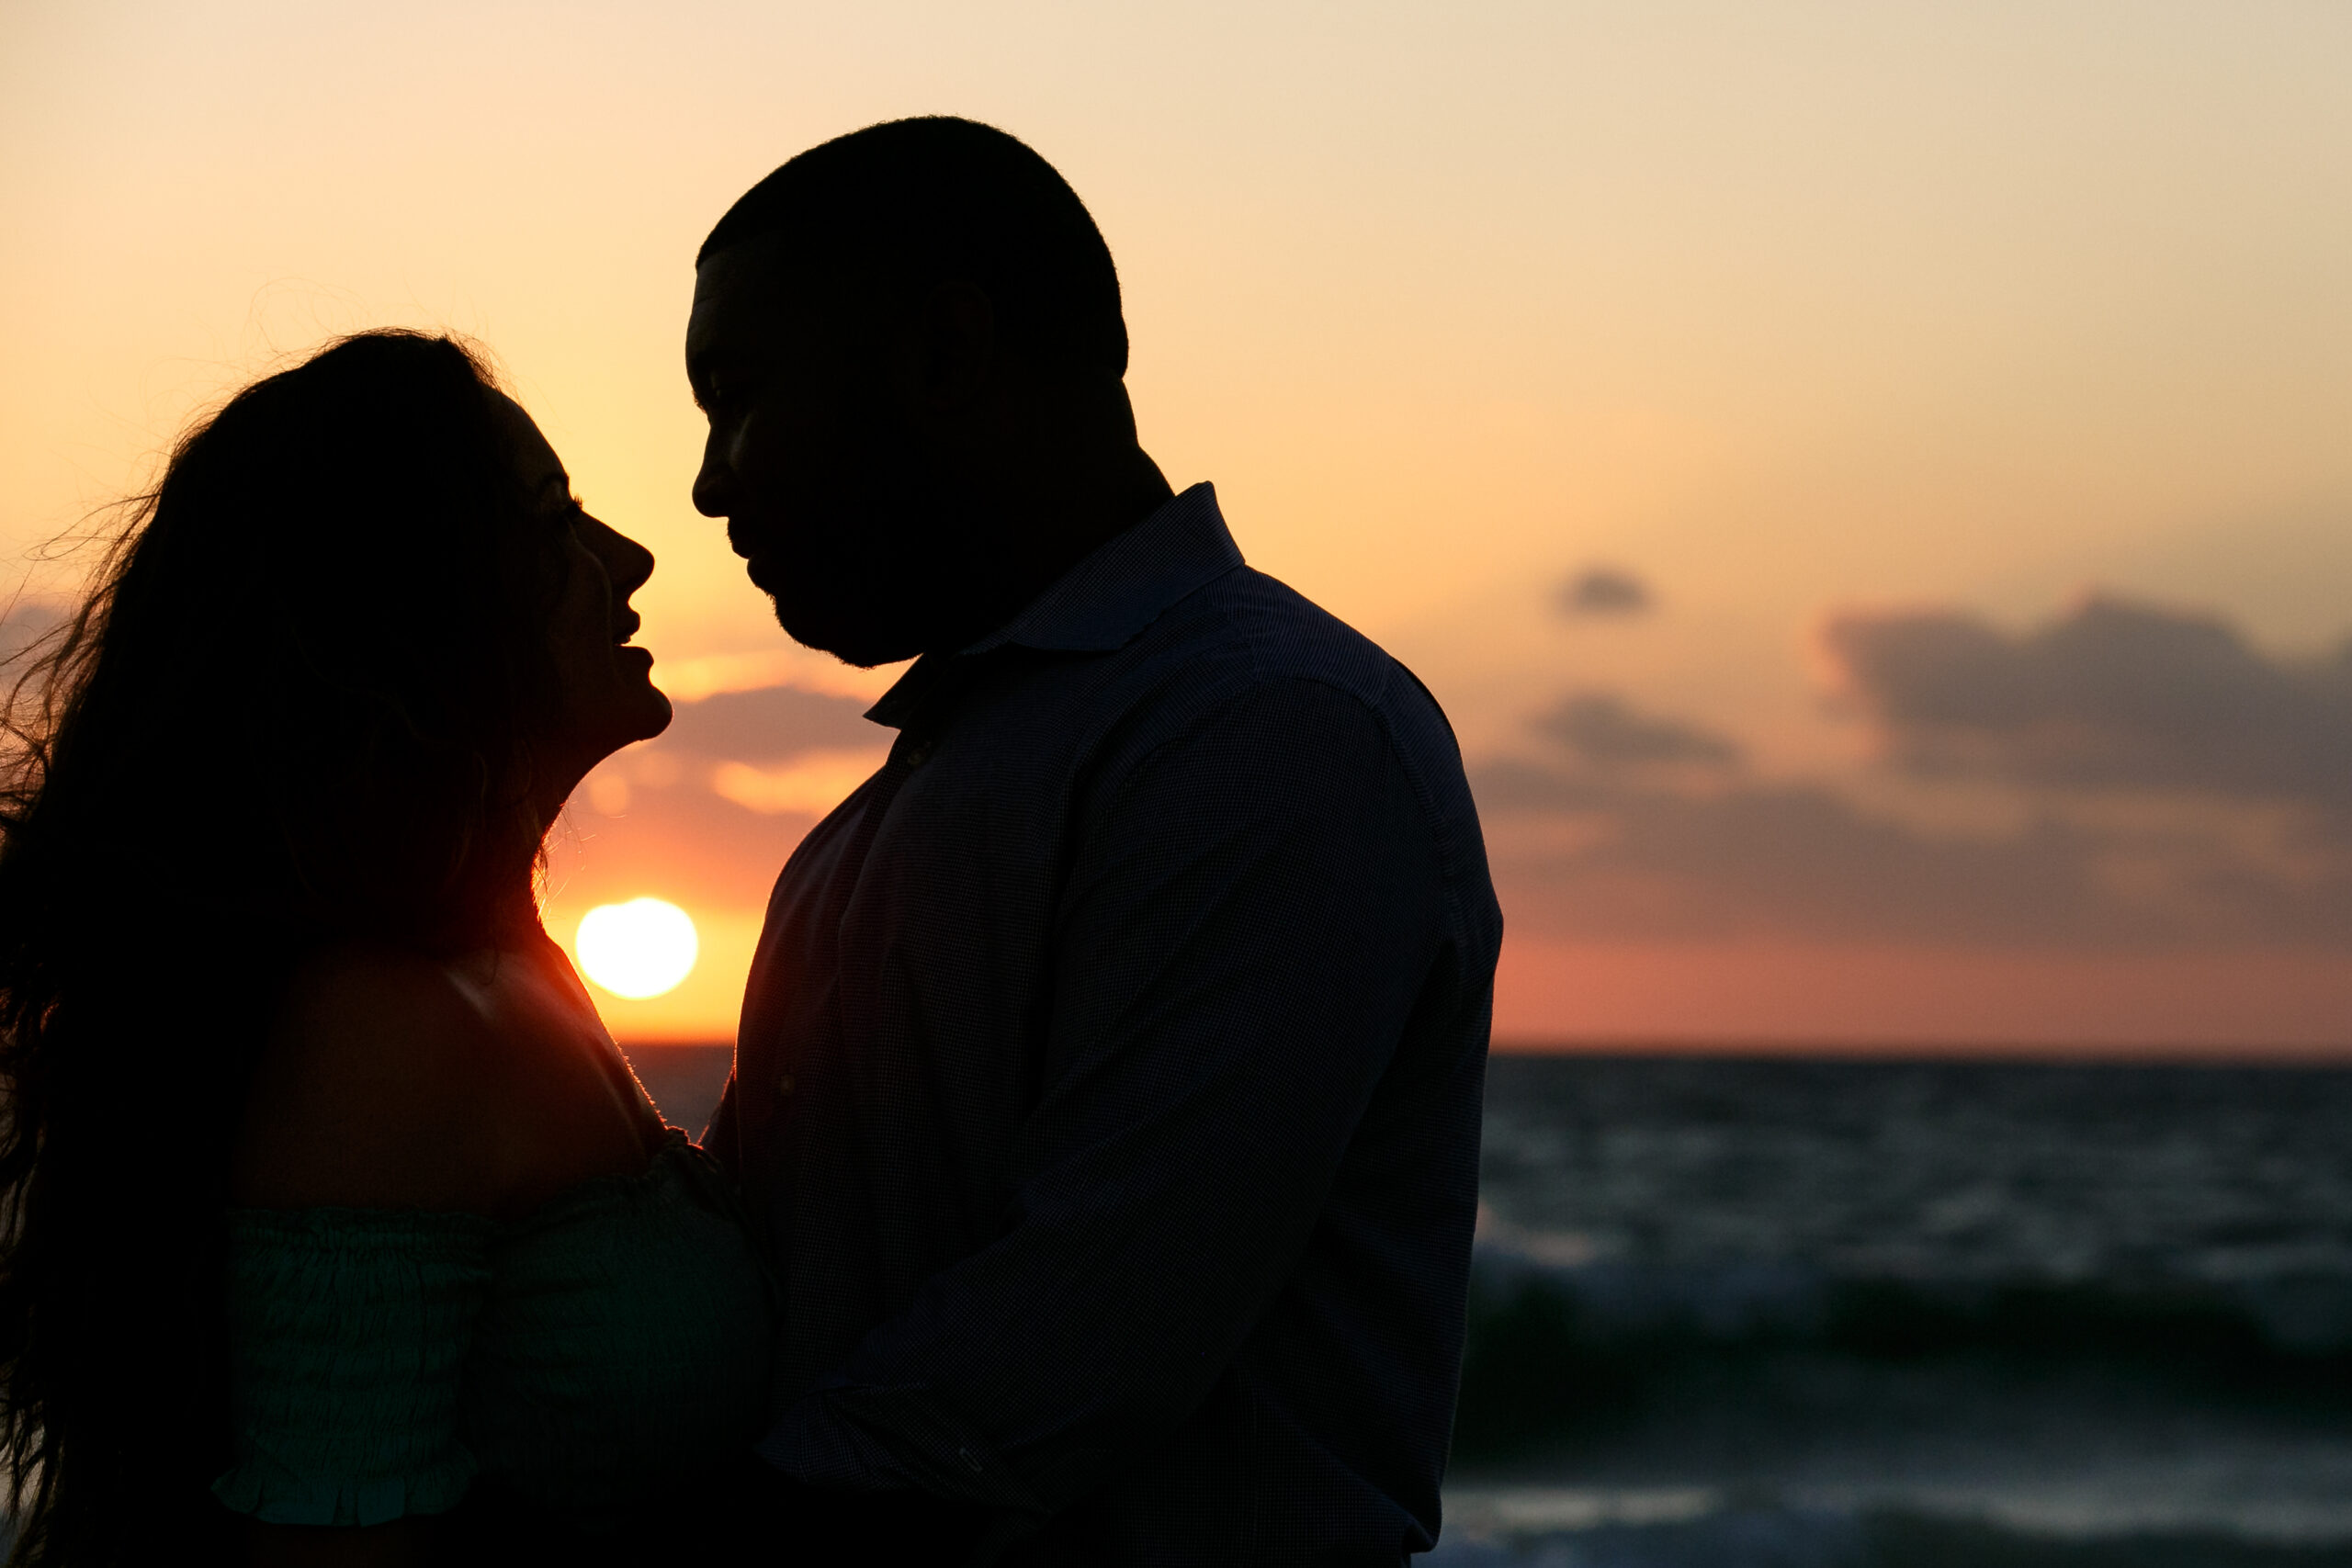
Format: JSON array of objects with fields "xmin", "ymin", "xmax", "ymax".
[{"xmin": 0, "ymin": 333, "xmax": 772, "ymax": 1564}]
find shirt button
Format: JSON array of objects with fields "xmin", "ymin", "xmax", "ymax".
[
  {"xmin": 903, "ymin": 739, "xmax": 934, "ymax": 768},
  {"xmin": 774, "ymin": 1073, "xmax": 796, "ymax": 1099}
]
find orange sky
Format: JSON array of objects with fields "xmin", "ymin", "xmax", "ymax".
[{"xmin": 6, "ymin": 1, "xmax": 2351, "ymax": 1048}]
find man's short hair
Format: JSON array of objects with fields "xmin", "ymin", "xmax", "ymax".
[{"xmin": 699, "ymin": 117, "xmax": 1128, "ymax": 380}]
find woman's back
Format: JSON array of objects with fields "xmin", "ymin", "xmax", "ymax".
[
  {"xmin": 232, "ymin": 942, "xmax": 655, "ymax": 1222},
  {"xmin": 220, "ymin": 942, "xmax": 773, "ymax": 1562},
  {"xmin": 220, "ymin": 944, "xmax": 771, "ymax": 1556}
]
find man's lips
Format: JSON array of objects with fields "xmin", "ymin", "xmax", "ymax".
[{"xmin": 725, "ymin": 517, "xmax": 789, "ymax": 592}]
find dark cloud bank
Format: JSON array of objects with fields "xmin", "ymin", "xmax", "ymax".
[
  {"xmin": 567, "ymin": 593, "xmax": 2352, "ymax": 952},
  {"xmin": 1480, "ymin": 596, "xmax": 2352, "ymax": 950},
  {"xmin": 560, "ymin": 683, "xmax": 881, "ymax": 909},
  {"xmin": 1558, "ymin": 566, "xmax": 1654, "ymax": 618},
  {"xmin": 1534, "ymin": 693, "xmax": 1740, "ymax": 771},
  {"xmin": 1825, "ymin": 596, "xmax": 2352, "ymax": 809},
  {"xmin": 656, "ymin": 682, "xmax": 876, "ymax": 759}
]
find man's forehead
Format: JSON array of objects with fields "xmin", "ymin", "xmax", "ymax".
[
  {"xmin": 691, "ymin": 232, "xmax": 880, "ymax": 365},
  {"xmin": 689, "ymin": 235, "xmax": 796, "ymax": 342}
]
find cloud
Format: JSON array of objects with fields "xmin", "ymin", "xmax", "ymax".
[
  {"xmin": 1533, "ymin": 692, "xmax": 1740, "ymax": 770},
  {"xmin": 553, "ymin": 773, "xmax": 827, "ymax": 908},
  {"xmin": 711, "ymin": 749, "xmax": 890, "ymax": 816},
  {"xmin": 560, "ymin": 681, "xmax": 890, "ymax": 907},
  {"xmin": 1822, "ymin": 596, "xmax": 2352, "ymax": 809},
  {"xmin": 1557, "ymin": 566, "xmax": 1653, "ymax": 617},
  {"xmin": 656, "ymin": 682, "xmax": 878, "ymax": 761},
  {"xmin": 1476, "ymin": 684, "xmax": 2352, "ymax": 950},
  {"xmin": 0, "ymin": 603, "xmax": 66, "ymax": 668},
  {"xmin": 1476, "ymin": 761, "xmax": 2132, "ymax": 944},
  {"xmin": 570, "ymin": 603, "xmax": 2352, "ymax": 961}
]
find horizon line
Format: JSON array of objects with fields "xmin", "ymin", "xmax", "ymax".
[{"xmin": 614, "ymin": 1035, "xmax": 2352, "ymax": 1066}]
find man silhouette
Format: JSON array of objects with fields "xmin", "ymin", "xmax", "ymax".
[{"xmin": 688, "ymin": 118, "xmax": 1501, "ymax": 1565}]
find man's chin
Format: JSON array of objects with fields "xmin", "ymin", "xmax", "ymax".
[{"xmin": 774, "ymin": 596, "xmax": 921, "ymax": 671}]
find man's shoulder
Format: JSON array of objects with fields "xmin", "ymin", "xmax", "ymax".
[
  {"xmin": 1070, "ymin": 566, "xmax": 1484, "ymax": 871},
  {"xmin": 1141, "ymin": 563, "xmax": 1455, "ymax": 752},
  {"xmin": 1103, "ymin": 564, "xmax": 1498, "ymax": 928}
]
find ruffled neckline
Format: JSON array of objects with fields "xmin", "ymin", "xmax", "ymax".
[{"xmin": 226, "ymin": 1130, "xmax": 722, "ymax": 1235}]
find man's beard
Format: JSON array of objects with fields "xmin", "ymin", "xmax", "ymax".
[{"xmin": 763, "ymin": 419, "xmax": 1018, "ymax": 669}]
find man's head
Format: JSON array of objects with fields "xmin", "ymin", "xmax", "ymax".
[{"xmin": 688, "ymin": 117, "xmax": 1163, "ymax": 667}]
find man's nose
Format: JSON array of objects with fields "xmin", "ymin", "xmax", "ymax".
[{"xmin": 692, "ymin": 430, "xmax": 733, "ymax": 519}]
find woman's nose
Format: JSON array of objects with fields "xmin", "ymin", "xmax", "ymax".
[{"xmin": 616, "ymin": 533, "xmax": 655, "ymax": 593}]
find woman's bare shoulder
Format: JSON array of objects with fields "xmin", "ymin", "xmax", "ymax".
[{"xmin": 231, "ymin": 942, "xmax": 505, "ymax": 1213}]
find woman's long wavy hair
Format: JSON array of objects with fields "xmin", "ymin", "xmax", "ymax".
[{"xmin": 0, "ymin": 332, "xmax": 575, "ymax": 1563}]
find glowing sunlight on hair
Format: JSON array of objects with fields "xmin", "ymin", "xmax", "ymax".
[{"xmin": 576, "ymin": 898, "xmax": 699, "ymax": 1000}]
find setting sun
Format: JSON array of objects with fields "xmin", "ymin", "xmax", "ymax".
[{"xmin": 575, "ymin": 898, "xmax": 698, "ymax": 1000}]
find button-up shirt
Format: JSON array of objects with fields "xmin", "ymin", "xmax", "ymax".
[{"xmin": 711, "ymin": 483, "xmax": 1501, "ymax": 1564}]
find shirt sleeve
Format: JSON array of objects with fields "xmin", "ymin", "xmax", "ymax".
[{"xmin": 756, "ymin": 675, "xmax": 1450, "ymax": 1516}]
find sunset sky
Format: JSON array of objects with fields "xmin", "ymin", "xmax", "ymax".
[{"xmin": 6, "ymin": 1, "xmax": 2351, "ymax": 1049}]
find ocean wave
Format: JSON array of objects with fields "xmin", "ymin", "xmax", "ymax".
[
  {"xmin": 1454, "ymin": 1244, "xmax": 2352, "ymax": 1462},
  {"xmin": 1429, "ymin": 1500, "xmax": 2352, "ymax": 1567}
]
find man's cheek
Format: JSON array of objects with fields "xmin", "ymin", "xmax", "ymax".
[{"xmin": 729, "ymin": 418, "xmax": 781, "ymax": 496}]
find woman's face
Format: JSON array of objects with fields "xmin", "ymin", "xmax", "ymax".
[{"xmin": 492, "ymin": 395, "xmax": 673, "ymax": 777}]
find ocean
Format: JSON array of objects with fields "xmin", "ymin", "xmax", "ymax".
[{"xmin": 621, "ymin": 1046, "xmax": 2352, "ymax": 1566}]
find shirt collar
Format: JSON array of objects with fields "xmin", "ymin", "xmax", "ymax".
[{"xmin": 867, "ymin": 482, "xmax": 1241, "ymax": 729}]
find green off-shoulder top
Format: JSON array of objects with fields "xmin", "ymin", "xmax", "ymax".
[{"xmin": 211, "ymin": 1129, "xmax": 775, "ymax": 1534}]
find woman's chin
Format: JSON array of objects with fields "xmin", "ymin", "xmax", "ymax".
[
  {"xmin": 634, "ymin": 694, "xmax": 674, "ymax": 743},
  {"xmin": 626, "ymin": 682, "xmax": 674, "ymax": 744},
  {"xmin": 613, "ymin": 649, "xmax": 673, "ymax": 740},
  {"xmin": 553, "ymin": 670, "xmax": 673, "ymax": 773}
]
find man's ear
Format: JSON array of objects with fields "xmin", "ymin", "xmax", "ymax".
[{"xmin": 906, "ymin": 281, "xmax": 998, "ymax": 414}]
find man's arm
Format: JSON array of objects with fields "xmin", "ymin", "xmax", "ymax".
[{"xmin": 756, "ymin": 675, "xmax": 1452, "ymax": 1520}]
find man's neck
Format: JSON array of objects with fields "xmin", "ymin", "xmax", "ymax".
[
  {"xmin": 928, "ymin": 446, "xmax": 1174, "ymax": 657},
  {"xmin": 1021, "ymin": 445, "xmax": 1174, "ymax": 580}
]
